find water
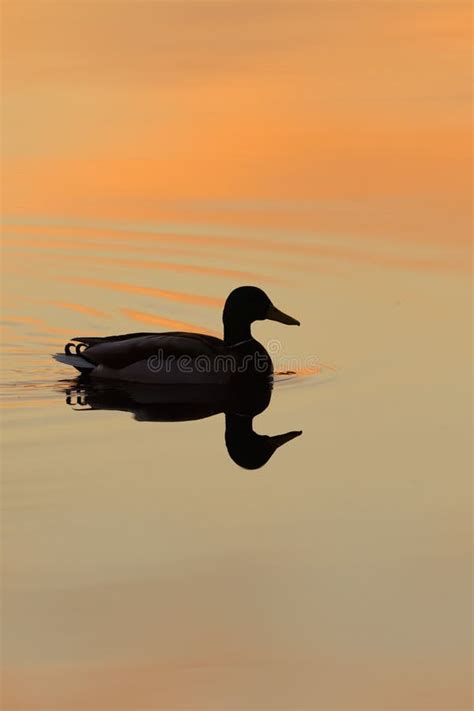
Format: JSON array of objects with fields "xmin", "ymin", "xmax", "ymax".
[
  {"xmin": 2, "ymin": 2, "xmax": 471, "ymax": 708},
  {"xmin": 1, "ymin": 217, "xmax": 471, "ymax": 710}
]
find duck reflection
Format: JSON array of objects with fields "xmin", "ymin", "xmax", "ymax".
[{"xmin": 62, "ymin": 376, "xmax": 302, "ymax": 470}]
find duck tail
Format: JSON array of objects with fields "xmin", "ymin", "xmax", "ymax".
[{"xmin": 53, "ymin": 353, "xmax": 95, "ymax": 372}]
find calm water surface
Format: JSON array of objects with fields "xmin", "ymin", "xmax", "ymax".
[{"xmin": 1, "ymin": 217, "xmax": 471, "ymax": 709}]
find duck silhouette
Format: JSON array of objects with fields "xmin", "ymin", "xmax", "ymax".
[
  {"xmin": 63, "ymin": 375, "xmax": 302, "ymax": 470},
  {"xmin": 54, "ymin": 286, "xmax": 300, "ymax": 383}
]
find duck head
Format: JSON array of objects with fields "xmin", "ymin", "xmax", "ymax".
[{"xmin": 223, "ymin": 286, "xmax": 300, "ymax": 345}]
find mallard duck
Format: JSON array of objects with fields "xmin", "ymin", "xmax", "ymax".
[{"xmin": 54, "ymin": 286, "xmax": 300, "ymax": 383}]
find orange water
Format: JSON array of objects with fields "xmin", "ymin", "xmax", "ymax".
[{"xmin": 1, "ymin": 2, "xmax": 472, "ymax": 710}]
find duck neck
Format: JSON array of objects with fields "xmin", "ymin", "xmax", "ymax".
[{"xmin": 223, "ymin": 317, "xmax": 252, "ymax": 346}]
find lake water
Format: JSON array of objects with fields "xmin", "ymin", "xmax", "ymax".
[
  {"xmin": 1, "ymin": 2, "xmax": 472, "ymax": 710},
  {"xmin": 2, "ymin": 216, "xmax": 471, "ymax": 710}
]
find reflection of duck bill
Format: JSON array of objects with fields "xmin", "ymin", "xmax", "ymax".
[{"xmin": 270, "ymin": 430, "xmax": 303, "ymax": 448}]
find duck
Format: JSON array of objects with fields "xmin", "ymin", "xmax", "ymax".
[
  {"xmin": 62, "ymin": 375, "xmax": 302, "ymax": 469},
  {"xmin": 53, "ymin": 286, "xmax": 300, "ymax": 384}
]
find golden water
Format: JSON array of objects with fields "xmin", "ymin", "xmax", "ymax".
[{"xmin": 1, "ymin": 2, "xmax": 471, "ymax": 709}]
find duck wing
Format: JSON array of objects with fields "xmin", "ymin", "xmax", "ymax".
[
  {"xmin": 82, "ymin": 332, "xmax": 224, "ymax": 370},
  {"xmin": 71, "ymin": 332, "xmax": 158, "ymax": 346}
]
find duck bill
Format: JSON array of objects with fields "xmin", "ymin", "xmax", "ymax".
[{"xmin": 266, "ymin": 304, "xmax": 300, "ymax": 326}]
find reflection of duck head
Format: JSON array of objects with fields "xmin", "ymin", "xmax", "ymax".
[
  {"xmin": 225, "ymin": 413, "xmax": 302, "ymax": 470},
  {"xmin": 62, "ymin": 374, "xmax": 302, "ymax": 470}
]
